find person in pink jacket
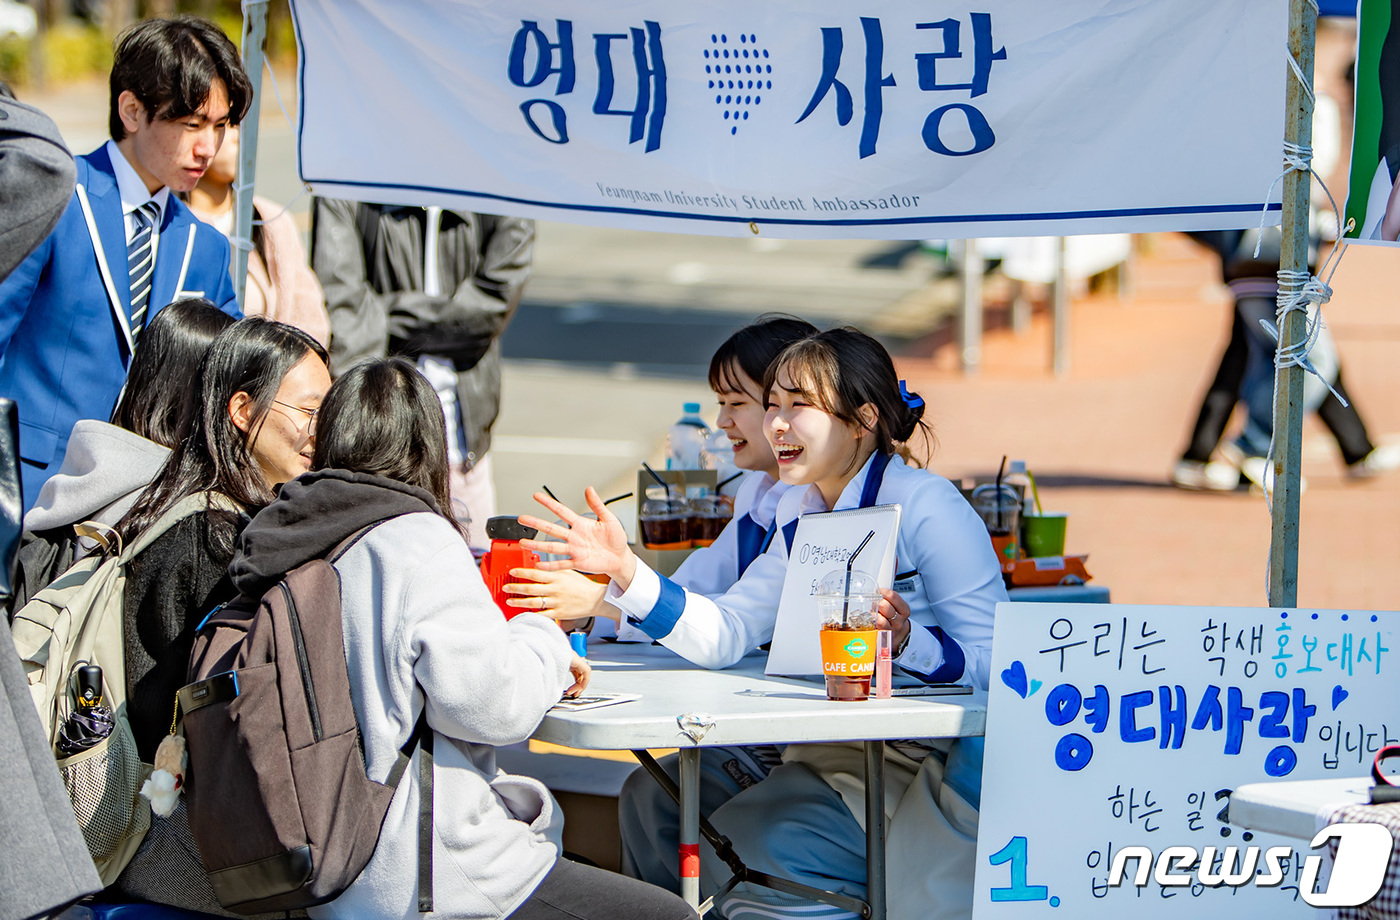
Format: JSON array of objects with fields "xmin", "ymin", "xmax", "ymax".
[{"xmin": 184, "ymin": 125, "xmax": 331, "ymax": 346}]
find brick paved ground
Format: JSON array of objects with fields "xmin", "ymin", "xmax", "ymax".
[{"xmin": 896, "ymin": 234, "xmax": 1400, "ymax": 612}]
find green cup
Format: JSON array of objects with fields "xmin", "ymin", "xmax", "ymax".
[{"xmin": 1023, "ymin": 512, "xmax": 1068, "ymax": 558}]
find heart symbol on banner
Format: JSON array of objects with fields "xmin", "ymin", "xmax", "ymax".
[
  {"xmin": 1029, "ymin": 679, "xmax": 1043, "ymax": 696},
  {"xmin": 1333, "ymin": 685, "xmax": 1349, "ymax": 710},
  {"xmin": 1001, "ymin": 660, "xmax": 1029, "ymax": 698},
  {"xmin": 703, "ymin": 32, "xmax": 774, "ymax": 137}
]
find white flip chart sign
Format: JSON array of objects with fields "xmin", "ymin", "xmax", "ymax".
[{"xmin": 765, "ymin": 504, "xmax": 900, "ymax": 676}]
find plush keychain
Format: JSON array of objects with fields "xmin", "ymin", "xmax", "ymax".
[{"xmin": 140, "ymin": 734, "xmax": 187, "ymax": 817}]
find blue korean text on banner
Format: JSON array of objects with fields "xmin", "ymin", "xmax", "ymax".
[{"xmin": 290, "ymin": 0, "xmax": 1287, "ymax": 241}]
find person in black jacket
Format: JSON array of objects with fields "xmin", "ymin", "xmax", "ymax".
[
  {"xmin": 310, "ymin": 199, "xmax": 534, "ymax": 549},
  {"xmin": 112, "ymin": 317, "xmax": 329, "ymax": 914}
]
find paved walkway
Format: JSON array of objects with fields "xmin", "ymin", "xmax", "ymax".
[{"xmin": 898, "ymin": 233, "xmax": 1400, "ymax": 611}]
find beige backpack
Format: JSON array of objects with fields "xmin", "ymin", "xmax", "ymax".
[{"xmin": 9, "ymin": 492, "xmax": 238, "ymax": 883}]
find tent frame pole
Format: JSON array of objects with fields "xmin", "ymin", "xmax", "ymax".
[
  {"xmin": 1269, "ymin": 0, "xmax": 1317, "ymax": 609},
  {"xmin": 234, "ymin": 2, "xmax": 269, "ymax": 310}
]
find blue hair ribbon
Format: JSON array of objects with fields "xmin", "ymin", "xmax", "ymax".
[{"xmin": 898, "ymin": 379, "xmax": 924, "ymax": 411}]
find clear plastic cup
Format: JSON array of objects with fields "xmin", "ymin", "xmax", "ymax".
[{"xmin": 815, "ymin": 570, "xmax": 880, "ymax": 700}]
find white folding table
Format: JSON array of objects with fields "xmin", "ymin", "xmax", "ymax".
[
  {"xmin": 1229, "ymin": 776, "xmax": 1373, "ymax": 839},
  {"xmin": 531, "ymin": 642, "xmax": 986, "ymax": 919}
]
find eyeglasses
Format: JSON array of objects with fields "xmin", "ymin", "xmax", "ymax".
[{"xmin": 272, "ymin": 399, "xmax": 319, "ymax": 425}]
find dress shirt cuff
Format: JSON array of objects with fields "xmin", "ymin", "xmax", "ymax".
[
  {"xmin": 896, "ymin": 623, "xmax": 967, "ymax": 684},
  {"xmin": 606, "ymin": 560, "xmax": 662, "ymax": 617},
  {"xmin": 607, "ymin": 560, "xmax": 690, "ymax": 639}
]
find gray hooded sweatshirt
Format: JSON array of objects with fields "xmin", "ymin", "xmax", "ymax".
[
  {"xmin": 230, "ymin": 470, "xmax": 574, "ymax": 920},
  {"xmin": 23, "ymin": 419, "xmax": 170, "ymax": 542}
]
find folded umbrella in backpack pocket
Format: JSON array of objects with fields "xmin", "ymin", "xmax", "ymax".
[{"xmin": 56, "ymin": 716, "xmax": 152, "ymax": 882}]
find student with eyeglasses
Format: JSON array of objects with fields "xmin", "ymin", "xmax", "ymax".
[{"xmin": 110, "ymin": 317, "xmax": 330, "ymax": 913}]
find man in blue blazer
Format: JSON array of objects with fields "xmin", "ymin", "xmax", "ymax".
[{"xmin": 0, "ymin": 17, "xmax": 252, "ymax": 508}]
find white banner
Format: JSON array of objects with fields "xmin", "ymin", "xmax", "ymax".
[
  {"xmin": 290, "ymin": 0, "xmax": 1288, "ymax": 239},
  {"xmin": 976, "ymin": 602, "xmax": 1400, "ymax": 919}
]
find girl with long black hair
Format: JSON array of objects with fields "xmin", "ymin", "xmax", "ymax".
[{"xmin": 115, "ymin": 317, "xmax": 330, "ymax": 914}]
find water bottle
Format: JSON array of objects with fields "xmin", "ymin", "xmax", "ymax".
[
  {"xmin": 666, "ymin": 402, "xmax": 710, "ymax": 470},
  {"xmin": 1005, "ymin": 460, "xmax": 1034, "ymax": 517},
  {"xmin": 703, "ymin": 427, "xmax": 739, "ymax": 491}
]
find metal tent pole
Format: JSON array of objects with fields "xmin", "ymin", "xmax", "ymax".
[
  {"xmin": 1051, "ymin": 236, "xmax": 1069, "ymax": 377},
  {"xmin": 1269, "ymin": 0, "xmax": 1317, "ymax": 608},
  {"xmin": 234, "ymin": 1, "xmax": 269, "ymax": 310},
  {"xmin": 960, "ymin": 239, "xmax": 983, "ymax": 375}
]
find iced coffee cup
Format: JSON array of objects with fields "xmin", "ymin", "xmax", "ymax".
[
  {"xmin": 815, "ymin": 570, "xmax": 880, "ymax": 701},
  {"xmin": 970, "ymin": 483, "xmax": 1022, "ymax": 567}
]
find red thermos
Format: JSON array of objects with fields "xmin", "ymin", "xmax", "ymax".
[{"xmin": 479, "ymin": 516, "xmax": 540, "ymax": 618}]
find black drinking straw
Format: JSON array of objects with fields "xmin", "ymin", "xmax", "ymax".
[
  {"xmin": 641, "ymin": 462, "xmax": 669, "ymax": 490},
  {"xmin": 716, "ymin": 471, "xmax": 744, "ymax": 491},
  {"xmin": 542, "ymin": 484, "xmax": 560, "ymax": 503},
  {"xmin": 842, "ymin": 529, "xmax": 877, "ymax": 627},
  {"xmin": 994, "ymin": 455, "xmax": 1008, "ymax": 532},
  {"xmin": 602, "ymin": 492, "xmax": 633, "ymax": 506}
]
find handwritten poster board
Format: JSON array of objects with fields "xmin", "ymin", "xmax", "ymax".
[
  {"xmin": 975, "ymin": 602, "xmax": 1399, "ymax": 918},
  {"xmin": 765, "ymin": 504, "xmax": 899, "ymax": 676}
]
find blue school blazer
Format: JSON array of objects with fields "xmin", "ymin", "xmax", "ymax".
[{"xmin": 0, "ymin": 145, "xmax": 241, "ymax": 508}]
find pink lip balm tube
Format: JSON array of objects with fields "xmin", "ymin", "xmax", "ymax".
[{"xmin": 874, "ymin": 630, "xmax": 893, "ymax": 699}]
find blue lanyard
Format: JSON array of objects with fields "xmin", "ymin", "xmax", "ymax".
[
  {"xmin": 735, "ymin": 513, "xmax": 771, "ymax": 577},
  {"xmin": 783, "ymin": 452, "xmax": 893, "ymax": 554},
  {"xmin": 859, "ymin": 451, "xmax": 892, "ymax": 509}
]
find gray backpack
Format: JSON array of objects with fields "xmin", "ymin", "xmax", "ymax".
[{"xmin": 180, "ymin": 521, "xmax": 433, "ymax": 914}]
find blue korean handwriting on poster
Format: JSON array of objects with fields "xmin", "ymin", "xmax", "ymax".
[{"xmin": 976, "ymin": 603, "xmax": 1399, "ymax": 919}]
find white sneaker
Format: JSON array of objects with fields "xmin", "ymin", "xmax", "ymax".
[
  {"xmin": 1239, "ymin": 455, "xmax": 1308, "ymax": 497},
  {"xmin": 1347, "ymin": 443, "xmax": 1400, "ymax": 479},
  {"xmin": 1171, "ymin": 458, "xmax": 1240, "ymax": 491}
]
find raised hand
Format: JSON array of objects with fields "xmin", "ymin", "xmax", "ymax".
[{"xmin": 519, "ymin": 487, "xmax": 637, "ymax": 587}]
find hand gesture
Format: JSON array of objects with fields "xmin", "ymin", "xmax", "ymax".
[
  {"xmin": 519, "ymin": 487, "xmax": 636, "ymax": 585},
  {"xmin": 504, "ymin": 568, "xmax": 618, "ymax": 624}
]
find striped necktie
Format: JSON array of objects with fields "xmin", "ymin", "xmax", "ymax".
[{"xmin": 127, "ymin": 200, "xmax": 160, "ymax": 344}]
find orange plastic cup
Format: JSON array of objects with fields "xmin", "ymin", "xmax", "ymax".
[{"xmin": 819, "ymin": 626, "xmax": 878, "ymax": 701}]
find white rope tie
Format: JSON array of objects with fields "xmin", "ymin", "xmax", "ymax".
[
  {"xmin": 1249, "ymin": 17, "xmax": 1344, "ymax": 528},
  {"xmin": 1254, "ymin": 141, "xmax": 1321, "ymax": 256},
  {"xmin": 1261, "ymin": 269, "xmax": 1343, "ymax": 403},
  {"xmin": 1251, "ymin": 131, "xmax": 1349, "ymax": 402},
  {"xmin": 263, "ymin": 56, "xmax": 298, "ymax": 138},
  {"xmin": 226, "ymin": 186, "xmax": 311, "ymax": 255},
  {"xmin": 1286, "ymin": 54, "xmax": 1316, "ymax": 108}
]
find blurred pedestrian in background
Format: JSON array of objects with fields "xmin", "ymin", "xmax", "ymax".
[{"xmin": 311, "ymin": 199, "xmax": 534, "ymax": 549}]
